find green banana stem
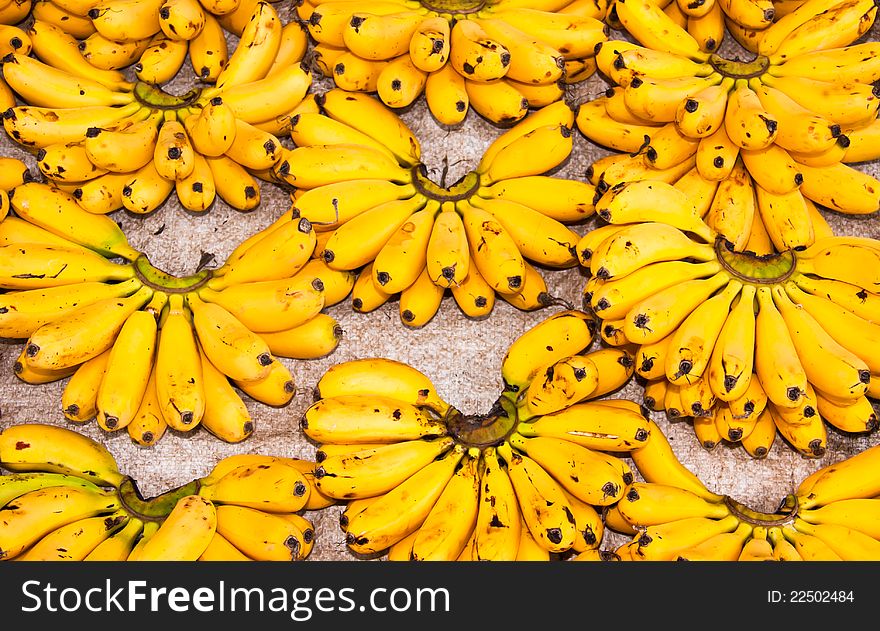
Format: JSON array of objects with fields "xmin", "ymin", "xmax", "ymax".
[
  {"xmin": 446, "ymin": 396, "xmax": 520, "ymax": 448},
  {"xmin": 723, "ymin": 494, "xmax": 799, "ymax": 527},
  {"xmin": 411, "ymin": 164, "xmax": 482, "ymax": 202},
  {"xmin": 708, "ymin": 54, "xmax": 770, "ymax": 79},
  {"xmin": 133, "ymin": 255, "xmax": 214, "ymax": 293},
  {"xmin": 117, "ymin": 476, "xmax": 202, "ymax": 522},
  {"xmin": 715, "ymin": 238, "xmax": 798, "ymax": 284},
  {"xmin": 133, "ymin": 82, "xmax": 203, "ymax": 110},
  {"xmin": 419, "ymin": 0, "xmax": 487, "ymax": 15}
]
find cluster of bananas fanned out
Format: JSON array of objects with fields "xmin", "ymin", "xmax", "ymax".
[
  {"xmin": 1, "ymin": 180, "xmax": 351, "ymax": 445},
  {"xmin": 21, "ymin": 0, "xmax": 295, "ymax": 81},
  {"xmin": 579, "ymin": 180, "xmax": 880, "ymax": 458},
  {"xmin": 273, "ymin": 91, "xmax": 594, "ymax": 325},
  {"xmin": 1, "ymin": 2, "xmax": 312, "ymax": 214},
  {"xmin": 0, "ymin": 423, "xmax": 329, "ymax": 561},
  {"xmin": 599, "ymin": 425, "xmax": 880, "ymax": 561},
  {"xmin": 300, "ymin": 0, "xmax": 608, "ymax": 126},
  {"xmin": 578, "ymin": 0, "xmax": 880, "ymax": 250},
  {"xmin": 300, "ymin": 309, "xmax": 649, "ymax": 561}
]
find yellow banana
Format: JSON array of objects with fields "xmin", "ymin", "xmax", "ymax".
[
  {"xmin": 136, "ymin": 495, "xmax": 217, "ymax": 561},
  {"xmin": 154, "ymin": 293, "xmax": 205, "ymax": 431},
  {"xmin": 189, "ymin": 13, "xmax": 228, "ymax": 81},
  {"xmin": 158, "ymin": 0, "xmax": 206, "ymax": 41},
  {"xmin": 215, "ymin": 505, "xmax": 309, "ymax": 561},
  {"xmin": 200, "ymin": 461, "xmax": 309, "ymax": 513},
  {"xmin": 398, "ymin": 263, "xmax": 445, "ymax": 327},
  {"xmin": 754, "ymin": 286, "xmax": 810, "ymax": 408},
  {"xmin": 134, "ymin": 34, "xmax": 189, "ymax": 85},
  {"xmin": 213, "ymin": 1, "xmax": 281, "ymax": 91},
  {"xmin": 424, "ymin": 60, "xmax": 469, "ymax": 126},
  {"xmin": 457, "ymin": 197, "xmax": 528, "ymax": 296},
  {"xmin": 342, "ymin": 10, "xmax": 425, "ymax": 61},
  {"xmin": 315, "ymin": 357, "xmax": 449, "ymax": 415},
  {"xmin": 614, "ymin": 0, "xmax": 709, "ymax": 59},
  {"xmin": 471, "ymin": 447, "xmax": 522, "ymax": 561},
  {"xmin": 88, "ymin": 0, "xmax": 163, "ymax": 41},
  {"xmin": 409, "ymin": 15, "xmax": 450, "ymax": 73},
  {"xmin": 197, "ymin": 347, "xmax": 253, "ymax": 443}
]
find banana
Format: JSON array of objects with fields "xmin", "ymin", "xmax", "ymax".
[
  {"xmin": 584, "ymin": 348, "xmax": 638, "ymax": 398},
  {"xmin": 198, "ymin": 531, "xmax": 250, "ymax": 561},
  {"xmin": 94, "ymin": 309, "xmax": 158, "ymax": 432},
  {"xmin": 496, "ymin": 441, "xmax": 576, "ymax": 553},
  {"xmin": 10, "ymin": 181, "xmax": 139, "ymax": 260},
  {"xmin": 616, "ymin": 482, "xmax": 730, "ymax": 527},
  {"xmin": 126, "ymin": 363, "xmax": 167, "ymax": 446},
  {"xmin": 0, "ymin": 473, "xmax": 105, "ymax": 509},
  {"xmin": 724, "ymin": 79, "xmax": 778, "ymax": 151},
  {"xmin": 614, "ymin": 0, "xmax": 709, "ymax": 59},
  {"xmin": 174, "ymin": 152, "xmax": 216, "ymax": 212},
  {"xmin": 622, "ymin": 271, "xmax": 730, "ymax": 345},
  {"xmin": 791, "ymin": 518, "xmax": 880, "ymax": 560},
  {"xmin": 342, "ymin": 10, "xmax": 425, "ymax": 61},
  {"xmin": 777, "ymin": 523, "xmax": 841, "ymax": 560},
  {"xmin": 18, "ymin": 509, "xmax": 131, "ymax": 561},
  {"xmin": 470, "ymin": 196, "xmax": 579, "ymax": 268},
  {"xmin": 343, "ymin": 445, "xmax": 464, "ymax": 555},
  {"xmin": 769, "ymin": 400, "xmax": 828, "ymax": 457},
  {"xmin": 213, "ymin": 1, "xmax": 281, "ymax": 91},
  {"xmin": 197, "ymin": 346, "xmax": 253, "ymax": 443},
  {"xmin": 588, "ymin": 260, "xmax": 721, "ymax": 322},
  {"xmin": 675, "ymin": 76, "xmax": 735, "ymax": 139},
  {"xmin": 629, "ymin": 514, "xmax": 741, "ymax": 560},
  {"xmin": 768, "ymin": 0, "xmax": 877, "ymax": 64},
  {"xmin": 753, "ymin": 185, "xmax": 814, "ymax": 252},
  {"xmin": 88, "ymin": 0, "xmax": 163, "ymax": 41},
  {"xmin": 457, "ymin": 198, "xmax": 527, "ymax": 296},
  {"xmin": 477, "ymin": 175, "xmax": 596, "ymax": 223},
  {"xmin": 795, "ymin": 160, "xmax": 880, "ymax": 215},
  {"xmin": 475, "ymin": 17, "xmax": 565, "ymax": 85},
  {"xmin": 515, "ymin": 516, "xmax": 552, "ymax": 560},
  {"xmin": 316, "ymin": 357, "xmax": 449, "ymax": 415},
  {"xmin": 26, "ymin": 20, "xmax": 125, "ymax": 88},
  {"xmin": 499, "ymin": 309, "xmax": 597, "ymax": 395},
  {"xmin": 370, "ymin": 203, "xmax": 437, "ymax": 294},
  {"xmin": 631, "ymin": 419, "xmax": 723, "ymax": 500},
  {"xmin": 705, "ymin": 284, "xmax": 756, "ymax": 403},
  {"xmin": 464, "ymin": 77, "xmax": 530, "ymax": 126},
  {"xmin": 519, "ymin": 355, "xmax": 600, "ymax": 419},
  {"xmin": 189, "ymin": 13, "xmax": 228, "ymax": 81},
  {"xmin": 509, "ymin": 432, "xmax": 628, "ymax": 506},
  {"xmin": 288, "ymin": 112, "xmax": 397, "ymax": 162},
  {"xmin": 134, "ymin": 34, "xmax": 189, "ymax": 85},
  {"xmin": 79, "ymin": 32, "xmax": 153, "ymax": 71},
  {"xmin": 424, "ymin": 60, "xmax": 468, "ymax": 126},
  {"xmin": 798, "ymin": 236, "xmax": 880, "ymax": 288},
  {"xmin": 424, "ymin": 204, "xmax": 470, "ymax": 288},
  {"xmin": 518, "ymin": 401, "xmax": 650, "ymax": 452},
  {"xmin": 771, "ymin": 284, "xmax": 870, "ymax": 400},
  {"xmin": 447, "ymin": 18, "xmax": 510, "ymax": 83},
  {"xmin": 595, "ymin": 180, "xmax": 714, "ymax": 241},
  {"xmin": 1, "ymin": 53, "xmax": 132, "ymax": 109},
  {"xmin": 83, "ymin": 110, "xmax": 161, "ymax": 174},
  {"xmin": 215, "ymin": 505, "xmax": 308, "ymax": 561},
  {"xmin": 740, "ymin": 407, "xmax": 777, "ymax": 458},
  {"xmin": 329, "ymin": 51, "xmax": 386, "ymax": 91},
  {"xmin": 686, "ymin": 2, "xmax": 725, "ymax": 54},
  {"xmin": 408, "ymin": 15, "xmax": 449, "ymax": 73},
  {"xmin": 597, "ymin": 41, "xmax": 711, "ymax": 83},
  {"xmin": 759, "ymin": 73, "xmax": 879, "ymax": 128},
  {"xmin": 154, "ymin": 293, "xmax": 205, "ymax": 432},
  {"xmin": 0, "ymin": 243, "xmax": 133, "ymax": 290},
  {"xmin": 314, "ymin": 436, "xmax": 456, "ymax": 501},
  {"xmin": 275, "ymin": 144, "xmax": 411, "ymax": 190},
  {"xmin": 590, "ymin": 222, "xmax": 715, "ymax": 281},
  {"xmin": 200, "ymin": 461, "xmax": 309, "ymax": 513},
  {"xmin": 478, "ymin": 123, "xmax": 573, "ymax": 184},
  {"xmin": 704, "ymin": 158, "xmax": 755, "ymax": 250},
  {"xmin": 784, "ymin": 281, "xmax": 880, "ymax": 375},
  {"xmin": 411, "ymin": 455, "xmax": 480, "ymax": 561},
  {"xmin": 133, "ymin": 495, "xmax": 216, "ymax": 561},
  {"xmin": 792, "ymin": 274, "xmax": 880, "ymax": 322},
  {"xmin": 31, "ymin": 2, "xmax": 96, "ymax": 39},
  {"xmin": 203, "ymin": 153, "xmax": 260, "ymax": 212},
  {"xmin": 301, "ymin": 394, "xmax": 446, "ymax": 444},
  {"xmin": 695, "ymin": 119, "xmax": 740, "ymax": 182},
  {"xmin": 84, "ymin": 517, "xmax": 145, "ymax": 561},
  {"xmin": 769, "ymin": 41, "xmax": 880, "ymax": 85},
  {"xmin": 398, "ymin": 264, "xmax": 445, "ymax": 327},
  {"xmin": 470, "ymin": 448, "xmax": 521, "ymax": 561},
  {"xmin": 58, "ymin": 350, "xmax": 110, "ymax": 423},
  {"xmin": 717, "ymin": 0, "xmax": 775, "ymax": 27},
  {"xmin": 498, "ymin": 259, "xmax": 554, "ymax": 312},
  {"xmin": 159, "ymin": 0, "xmax": 206, "ymax": 41},
  {"xmin": 798, "ymin": 443, "xmax": 880, "ymax": 508},
  {"xmin": 305, "ymin": 1, "xmax": 414, "ymax": 47},
  {"xmin": 20, "ymin": 284, "xmax": 150, "ymax": 371},
  {"xmin": 754, "ymin": 286, "xmax": 809, "ymax": 409},
  {"xmin": 575, "ymin": 96, "xmax": 659, "ymax": 153},
  {"xmin": 665, "ymin": 279, "xmax": 742, "ymax": 385},
  {"xmin": 674, "ymin": 522, "xmax": 753, "ymax": 560},
  {"xmin": 800, "ymin": 499, "xmax": 880, "ymax": 539}
]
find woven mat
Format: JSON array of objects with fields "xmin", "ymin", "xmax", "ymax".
[{"xmin": 1, "ymin": 5, "xmax": 879, "ymax": 559}]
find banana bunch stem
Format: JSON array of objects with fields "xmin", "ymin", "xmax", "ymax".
[
  {"xmin": 133, "ymin": 254, "xmax": 214, "ymax": 293},
  {"xmin": 117, "ymin": 476, "xmax": 202, "ymax": 522}
]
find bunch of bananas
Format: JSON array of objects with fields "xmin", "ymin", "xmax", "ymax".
[
  {"xmin": 300, "ymin": 0, "xmax": 607, "ymax": 125},
  {"xmin": 22, "ymin": 0, "xmax": 297, "ymax": 79},
  {"xmin": 300, "ymin": 309, "xmax": 649, "ymax": 561},
  {"xmin": 1, "ymin": 2, "xmax": 312, "ymax": 214},
  {"xmin": 580, "ymin": 180, "xmax": 880, "ymax": 457},
  {"xmin": 605, "ymin": 425, "xmax": 880, "ymax": 561},
  {"xmin": 0, "ymin": 423, "xmax": 327, "ymax": 560},
  {"xmin": 2, "ymin": 180, "xmax": 351, "ymax": 445},
  {"xmin": 578, "ymin": 0, "xmax": 880, "ymax": 249},
  {"xmin": 275, "ymin": 91, "xmax": 595, "ymax": 325}
]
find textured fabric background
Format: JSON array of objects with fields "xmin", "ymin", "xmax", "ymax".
[{"xmin": 1, "ymin": 4, "xmax": 879, "ymax": 560}]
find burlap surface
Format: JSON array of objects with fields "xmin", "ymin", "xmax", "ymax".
[{"xmin": 1, "ymin": 5, "xmax": 879, "ymax": 559}]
